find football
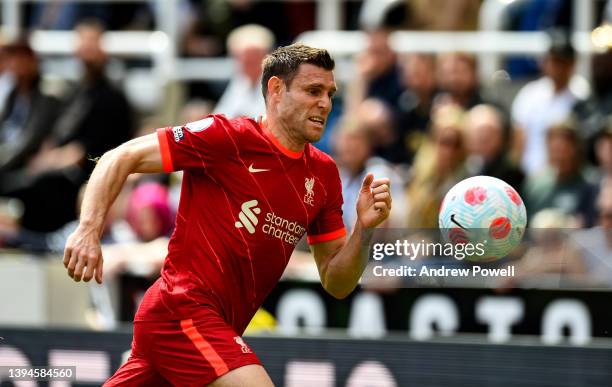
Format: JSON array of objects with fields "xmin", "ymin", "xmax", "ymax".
[{"xmin": 438, "ymin": 176, "xmax": 527, "ymax": 261}]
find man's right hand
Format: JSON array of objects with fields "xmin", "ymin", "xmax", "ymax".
[{"xmin": 63, "ymin": 226, "xmax": 104, "ymax": 284}]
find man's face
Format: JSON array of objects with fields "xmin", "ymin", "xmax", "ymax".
[
  {"xmin": 76, "ymin": 26, "xmax": 106, "ymax": 68},
  {"xmin": 6, "ymin": 51, "xmax": 37, "ymax": 83},
  {"xmin": 275, "ymin": 63, "xmax": 336, "ymax": 143},
  {"xmin": 466, "ymin": 110, "xmax": 504, "ymax": 162},
  {"xmin": 542, "ymin": 54, "xmax": 574, "ymax": 87},
  {"xmin": 402, "ymin": 54, "xmax": 435, "ymax": 95},
  {"xmin": 335, "ymin": 129, "xmax": 371, "ymax": 173},
  {"xmin": 448, "ymin": 57, "xmax": 477, "ymax": 95},
  {"xmin": 597, "ymin": 183, "xmax": 612, "ymax": 246},
  {"xmin": 595, "ymin": 134, "xmax": 612, "ymax": 173},
  {"xmin": 547, "ymin": 132, "xmax": 578, "ymax": 177},
  {"xmin": 236, "ymin": 46, "xmax": 266, "ymax": 83},
  {"xmin": 365, "ymin": 30, "xmax": 396, "ymax": 77},
  {"xmin": 435, "ymin": 126, "xmax": 464, "ymax": 173}
]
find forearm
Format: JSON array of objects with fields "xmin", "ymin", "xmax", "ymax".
[
  {"xmin": 78, "ymin": 147, "xmax": 135, "ymax": 237},
  {"xmin": 321, "ymin": 222, "xmax": 374, "ymax": 299}
]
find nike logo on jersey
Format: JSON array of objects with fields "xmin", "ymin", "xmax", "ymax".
[{"xmin": 248, "ymin": 164, "xmax": 270, "ymax": 173}]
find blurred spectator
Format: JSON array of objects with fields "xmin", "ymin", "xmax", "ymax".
[
  {"xmin": 180, "ymin": 99, "xmax": 213, "ymax": 126},
  {"xmin": 213, "ymin": 24, "xmax": 274, "ymax": 118},
  {"xmin": 26, "ymin": 2, "xmax": 154, "ymax": 31},
  {"xmin": 1, "ymin": 21, "xmax": 133, "ymax": 231},
  {"xmin": 578, "ymin": 117, "xmax": 612, "ymax": 225},
  {"xmin": 572, "ymin": 179, "xmax": 612, "ymax": 286},
  {"xmin": 397, "ymin": 53, "xmax": 437, "ymax": 163},
  {"xmin": 125, "ymin": 182, "xmax": 175, "ymax": 243},
  {"xmin": 0, "ymin": 181, "xmax": 124, "ymax": 252},
  {"xmin": 0, "ymin": 179, "xmax": 173, "ymax": 253},
  {"xmin": 465, "ymin": 104, "xmax": 525, "ymax": 191},
  {"xmin": 345, "ymin": 28, "xmax": 403, "ymax": 114},
  {"xmin": 594, "ymin": 118, "xmax": 612, "ymax": 185},
  {"xmin": 182, "ymin": 0, "xmax": 289, "ymax": 57},
  {"xmin": 502, "ymin": 208, "xmax": 586, "ymax": 289},
  {"xmin": 512, "ymin": 33, "xmax": 588, "ymax": 174},
  {"xmin": 0, "ymin": 40, "xmax": 14, "ymax": 114},
  {"xmin": 38, "ymin": 19, "xmax": 133, "ymax": 163},
  {"xmin": 404, "ymin": 0, "xmax": 481, "ymax": 30},
  {"xmin": 435, "ymin": 52, "xmax": 486, "ymax": 110},
  {"xmin": 334, "ymin": 116, "xmax": 406, "ymax": 231},
  {"xmin": 359, "ymin": 0, "xmax": 409, "ymax": 30},
  {"xmin": 27, "ymin": 2, "xmax": 103, "ymax": 30},
  {"xmin": 503, "ymin": 2, "xmax": 573, "ymax": 78},
  {"xmin": 574, "ymin": 50, "xmax": 612, "ymax": 159},
  {"xmin": 353, "ymin": 98, "xmax": 403, "ymax": 164},
  {"xmin": 0, "ymin": 39, "xmax": 59, "ymax": 176},
  {"xmin": 405, "ymin": 104, "xmax": 467, "ymax": 228},
  {"xmin": 523, "ymin": 118, "xmax": 598, "ymax": 225}
]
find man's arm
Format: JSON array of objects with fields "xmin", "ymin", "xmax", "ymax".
[
  {"xmin": 311, "ymin": 174, "xmax": 391, "ymax": 299},
  {"xmin": 63, "ymin": 133, "xmax": 164, "ymax": 283}
]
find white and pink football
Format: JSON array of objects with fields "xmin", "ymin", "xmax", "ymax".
[{"xmin": 439, "ymin": 176, "xmax": 527, "ymax": 261}]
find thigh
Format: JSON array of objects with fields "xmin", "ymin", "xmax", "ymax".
[
  {"xmin": 208, "ymin": 364, "xmax": 274, "ymax": 387},
  {"xmin": 148, "ymin": 311, "xmax": 263, "ymax": 386},
  {"xmin": 104, "ymin": 323, "xmax": 171, "ymax": 386},
  {"xmin": 104, "ymin": 351, "xmax": 171, "ymax": 386}
]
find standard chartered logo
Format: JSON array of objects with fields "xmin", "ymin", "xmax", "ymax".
[
  {"xmin": 235, "ymin": 200, "xmax": 261, "ymax": 234},
  {"xmin": 234, "ymin": 199, "xmax": 306, "ymax": 245}
]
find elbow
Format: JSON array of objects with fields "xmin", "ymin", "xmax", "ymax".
[
  {"xmin": 97, "ymin": 146, "xmax": 123, "ymax": 165},
  {"xmin": 320, "ymin": 267, "xmax": 357, "ymax": 300},
  {"xmin": 99, "ymin": 144, "xmax": 137, "ymax": 170},
  {"xmin": 328, "ymin": 289, "xmax": 352, "ymax": 300},
  {"xmin": 322, "ymin": 279, "xmax": 354, "ymax": 300}
]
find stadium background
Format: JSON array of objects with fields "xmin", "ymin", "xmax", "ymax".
[{"xmin": 0, "ymin": 0, "xmax": 612, "ymax": 385}]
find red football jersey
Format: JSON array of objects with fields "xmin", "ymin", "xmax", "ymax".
[{"xmin": 135, "ymin": 114, "xmax": 346, "ymax": 334}]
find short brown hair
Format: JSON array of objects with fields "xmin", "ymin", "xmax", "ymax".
[{"xmin": 261, "ymin": 43, "xmax": 335, "ymax": 102}]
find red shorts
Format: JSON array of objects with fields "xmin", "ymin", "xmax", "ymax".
[{"xmin": 104, "ymin": 308, "xmax": 261, "ymax": 386}]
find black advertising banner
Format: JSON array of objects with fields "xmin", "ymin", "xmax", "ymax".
[
  {"xmin": 1, "ymin": 328, "xmax": 612, "ymax": 386},
  {"xmin": 262, "ymin": 283, "xmax": 612, "ymax": 342},
  {"xmin": 119, "ymin": 274, "xmax": 612, "ymax": 342}
]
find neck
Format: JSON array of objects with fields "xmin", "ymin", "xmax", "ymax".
[
  {"xmin": 84, "ymin": 65, "xmax": 105, "ymax": 85},
  {"xmin": 264, "ymin": 114, "xmax": 306, "ymax": 153},
  {"xmin": 553, "ymin": 82, "xmax": 568, "ymax": 94},
  {"xmin": 16, "ymin": 79, "xmax": 34, "ymax": 95},
  {"xmin": 347, "ymin": 164, "xmax": 365, "ymax": 177},
  {"xmin": 557, "ymin": 168, "xmax": 578, "ymax": 181}
]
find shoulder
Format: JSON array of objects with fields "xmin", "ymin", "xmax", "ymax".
[
  {"xmin": 230, "ymin": 115, "xmax": 260, "ymax": 131},
  {"xmin": 201, "ymin": 114, "xmax": 261, "ymax": 135},
  {"xmin": 308, "ymin": 145, "xmax": 337, "ymax": 167},
  {"xmin": 516, "ymin": 78, "xmax": 551, "ymax": 99},
  {"xmin": 307, "ymin": 145, "xmax": 340, "ymax": 179},
  {"xmin": 179, "ymin": 114, "xmax": 242, "ymax": 133},
  {"xmin": 512, "ymin": 79, "xmax": 549, "ymax": 117}
]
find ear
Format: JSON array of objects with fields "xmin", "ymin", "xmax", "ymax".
[{"xmin": 267, "ymin": 76, "xmax": 284, "ymax": 102}]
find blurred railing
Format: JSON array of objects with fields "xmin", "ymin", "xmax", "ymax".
[{"xmin": 1, "ymin": 0, "xmax": 604, "ymax": 85}]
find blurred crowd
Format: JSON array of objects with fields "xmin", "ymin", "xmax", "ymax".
[{"xmin": 0, "ymin": 0, "xmax": 611, "ymax": 323}]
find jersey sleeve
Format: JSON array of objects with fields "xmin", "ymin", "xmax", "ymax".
[
  {"xmin": 156, "ymin": 115, "xmax": 230, "ymax": 172},
  {"xmin": 307, "ymin": 163, "xmax": 347, "ymax": 245}
]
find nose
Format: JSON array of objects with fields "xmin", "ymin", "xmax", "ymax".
[{"xmin": 318, "ymin": 95, "xmax": 332, "ymax": 113}]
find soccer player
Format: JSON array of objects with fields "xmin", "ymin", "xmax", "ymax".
[{"xmin": 63, "ymin": 44, "xmax": 392, "ymax": 386}]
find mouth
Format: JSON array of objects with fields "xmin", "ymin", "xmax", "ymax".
[{"xmin": 308, "ymin": 116, "xmax": 325, "ymax": 128}]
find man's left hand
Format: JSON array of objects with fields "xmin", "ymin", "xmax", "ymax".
[{"xmin": 356, "ymin": 174, "xmax": 391, "ymax": 229}]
